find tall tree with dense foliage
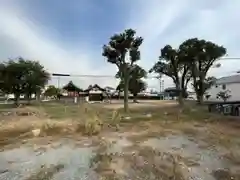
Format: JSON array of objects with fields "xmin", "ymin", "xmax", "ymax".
[
  {"xmin": 179, "ymin": 38, "xmax": 226, "ymax": 104},
  {"xmin": 24, "ymin": 60, "xmax": 50, "ymax": 103},
  {"xmin": 102, "ymin": 29, "xmax": 143, "ymax": 112},
  {"xmin": 149, "ymin": 45, "xmax": 191, "ymax": 105},
  {"xmin": 116, "ymin": 65, "xmax": 147, "ymax": 102},
  {"xmin": 0, "ymin": 58, "xmax": 49, "ymax": 105}
]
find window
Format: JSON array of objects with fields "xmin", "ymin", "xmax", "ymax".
[{"xmin": 222, "ymin": 84, "xmax": 226, "ymax": 90}]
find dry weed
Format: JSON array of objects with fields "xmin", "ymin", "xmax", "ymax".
[
  {"xmin": 108, "ymin": 110, "xmax": 121, "ymax": 131},
  {"xmin": 81, "ymin": 107, "xmax": 103, "ymax": 136},
  {"xmin": 125, "ymin": 148, "xmax": 186, "ymax": 180}
]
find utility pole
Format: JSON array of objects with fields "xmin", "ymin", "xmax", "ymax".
[
  {"xmin": 159, "ymin": 78, "xmax": 162, "ymax": 92},
  {"xmin": 161, "ymin": 79, "xmax": 164, "ymax": 92},
  {"xmin": 57, "ymin": 77, "xmax": 60, "ymax": 89},
  {"xmin": 157, "ymin": 74, "xmax": 164, "ymax": 99},
  {"xmin": 158, "ymin": 74, "xmax": 164, "ymax": 93}
]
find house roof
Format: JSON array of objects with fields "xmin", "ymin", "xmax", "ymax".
[
  {"xmin": 84, "ymin": 84, "xmax": 105, "ymax": 92},
  {"xmin": 104, "ymin": 86, "xmax": 115, "ymax": 90},
  {"xmin": 216, "ymin": 75, "xmax": 240, "ymax": 85},
  {"xmin": 164, "ymin": 87, "xmax": 180, "ymax": 92},
  {"xmin": 62, "ymin": 81, "xmax": 83, "ymax": 92}
]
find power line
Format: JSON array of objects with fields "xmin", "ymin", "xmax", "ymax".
[
  {"xmin": 50, "ymin": 57, "xmax": 240, "ymax": 79},
  {"xmin": 51, "ymin": 73, "xmax": 159, "ymax": 78}
]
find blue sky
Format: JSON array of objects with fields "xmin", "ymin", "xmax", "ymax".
[{"xmin": 1, "ymin": 0, "xmax": 240, "ymax": 89}]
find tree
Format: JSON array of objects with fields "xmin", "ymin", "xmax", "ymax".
[
  {"xmin": 193, "ymin": 76, "xmax": 216, "ymax": 102},
  {"xmin": 149, "ymin": 45, "xmax": 191, "ymax": 105},
  {"xmin": 0, "ymin": 63, "xmax": 4, "ymax": 88},
  {"xmin": 117, "ymin": 79, "xmax": 146, "ymax": 102},
  {"xmin": 179, "ymin": 38, "xmax": 226, "ymax": 104},
  {"xmin": 0, "ymin": 60, "xmax": 25, "ymax": 105},
  {"xmin": 217, "ymin": 90, "xmax": 231, "ymax": 102},
  {"xmin": 23, "ymin": 60, "xmax": 50, "ymax": 103},
  {"xmin": 116, "ymin": 64, "xmax": 147, "ymax": 103},
  {"xmin": 102, "ymin": 29, "xmax": 143, "ymax": 112},
  {"xmin": 0, "ymin": 58, "xmax": 49, "ymax": 105},
  {"xmin": 44, "ymin": 85, "xmax": 60, "ymax": 98},
  {"xmin": 129, "ymin": 79, "xmax": 146, "ymax": 102}
]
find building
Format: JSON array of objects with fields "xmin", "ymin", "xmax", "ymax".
[
  {"xmin": 206, "ymin": 75, "xmax": 240, "ymax": 102},
  {"xmin": 84, "ymin": 84, "xmax": 106, "ymax": 102},
  {"xmin": 62, "ymin": 81, "xmax": 84, "ymax": 97},
  {"xmin": 104, "ymin": 86, "xmax": 116, "ymax": 95},
  {"xmin": 61, "ymin": 81, "xmax": 85, "ymax": 103}
]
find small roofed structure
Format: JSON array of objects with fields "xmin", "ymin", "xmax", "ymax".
[
  {"xmin": 62, "ymin": 81, "xmax": 84, "ymax": 97},
  {"xmin": 84, "ymin": 84, "xmax": 106, "ymax": 102}
]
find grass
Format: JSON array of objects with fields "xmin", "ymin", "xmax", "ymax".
[
  {"xmin": 0, "ymin": 100, "xmax": 238, "ymax": 148},
  {"xmin": 0, "ymin": 100, "xmax": 215, "ymax": 122},
  {"xmin": 1, "ymin": 100, "xmax": 240, "ymax": 179},
  {"xmin": 0, "ymin": 102, "xmax": 118, "ymax": 147}
]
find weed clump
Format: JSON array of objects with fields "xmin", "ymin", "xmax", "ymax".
[
  {"xmin": 80, "ymin": 107, "xmax": 103, "ymax": 136},
  {"xmin": 108, "ymin": 110, "xmax": 121, "ymax": 131}
]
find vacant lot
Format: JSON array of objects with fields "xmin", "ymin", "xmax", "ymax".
[{"xmin": 0, "ymin": 100, "xmax": 239, "ymax": 180}]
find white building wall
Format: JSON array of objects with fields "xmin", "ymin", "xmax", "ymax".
[{"xmin": 206, "ymin": 83, "xmax": 240, "ymax": 102}]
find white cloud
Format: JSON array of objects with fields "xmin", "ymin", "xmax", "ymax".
[
  {"xmin": 126, "ymin": 0, "xmax": 240, "ymax": 90},
  {"xmin": 0, "ymin": 3, "xmax": 118, "ymax": 89},
  {"xmin": 1, "ymin": 0, "xmax": 240, "ymax": 92}
]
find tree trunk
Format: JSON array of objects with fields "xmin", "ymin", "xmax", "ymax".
[
  {"xmin": 176, "ymin": 83, "xmax": 184, "ymax": 106},
  {"xmin": 124, "ymin": 84, "xmax": 129, "ymax": 112},
  {"xmin": 118, "ymin": 91, "xmax": 121, "ymax": 100},
  {"xmin": 14, "ymin": 94, "xmax": 20, "ymax": 106},
  {"xmin": 196, "ymin": 93, "xmax": 204, "ymax": 105},
  {"xmin": 178, "ymin": 92, "xmax": 184, "ymax": 106},
  {"xmin": 36, "ymin": 93, "xmax": 41, "ymax": 102},
  {"xmin": 198, "ymin": 76, "xmax": 206, "ymax": 105},
  {"xmin": 26, "ymin": 93, "xmax": 31, "ymax": 105},
  {"xmin": 123, "ymin": 65, "xmax": 129, "ymax": 113},
  {"xmin": 198, "ymin": 95, "xmax": 204, "ymax": 104},
  {"xmin": 133, "ymin": 94, "xmax": 137, "ymax": 103},
  {"xmin": 27, "ymin": 96, "xmax": 31, "ymax": 104}
]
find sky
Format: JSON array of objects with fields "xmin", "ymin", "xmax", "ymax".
[{"xmin": 1, "ymin": 0, "xmax": 240, "ymax": 91}]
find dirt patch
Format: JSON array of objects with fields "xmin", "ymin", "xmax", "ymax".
[
  {"xmin": 25, "ymin": 164, "xmax": 64, "ymax": 180},
  {"xmin": 102, "ymin": 100, "xmax": 177, "ymax": 109},
  {"xmin": 0, "ymin": 139, "xmax": 98, "ymax": 180},
  {"xmin": 92, "ymin": 144, "xmax": 186, "ymax": 179},
  {"xmin": 212, "ymin": 168, "xmax": 240, "ymax": 180}
]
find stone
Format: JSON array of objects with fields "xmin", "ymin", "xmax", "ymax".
[
  {"xmin": 32, "ymin": 129, "xmax": 41, "ymax": 137},
  {"xmin": 146, "ymin": 113, "xmax": 152, "ymax": 118}
]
